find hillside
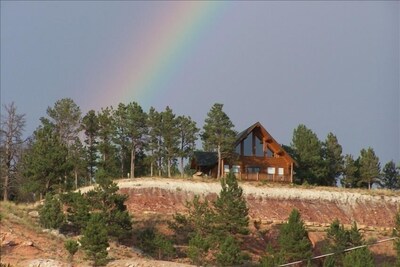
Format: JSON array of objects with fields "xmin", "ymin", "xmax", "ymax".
[{"xmin": 1, "ymin": 177, "xmax": 398, "ymax": 266}]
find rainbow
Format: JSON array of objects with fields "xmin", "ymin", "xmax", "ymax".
[{"xmin": 94, "ymin": 2, "xmax": 227, "ymax": 109}]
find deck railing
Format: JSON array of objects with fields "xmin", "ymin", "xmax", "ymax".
[{"xmin": 236, "ymin": 172, "xmax": 291, "ymax": 183}]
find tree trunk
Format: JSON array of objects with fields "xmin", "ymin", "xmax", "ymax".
[
  {"xmin": 130, "ymin": 148, "xmax": 135, "ymax": 178},
  {"xmin": 180, "ymin": 156, "xmax": 184, "ymax": 178},
  {"xmin": 150, "ymin": 161, "xmax": 153, "ymax": 177},
  {"xmin": 3, "ymin": 173, "xmax": 9, "ymax": 201},
  {"xmin": 167, "ymin": 157, "xmax": 171, "ymax": 178},
  {"xmin": 217, "ymin": 144, "xmax": 221, "ymax": 179},
  {"xmin": 74, "ymin": 169, "xmax": 78, "ymax": 190}
]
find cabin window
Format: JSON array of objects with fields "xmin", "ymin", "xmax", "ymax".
[
  {"xmin": 247, "ymin": 166, "xmax": 260, "ymax": 173},
  {"xmin": 243, "ymin": 134, "xmax": 252, "ymax": 156},
  {"xmin": 267, "ymin": 167, "xmax": 275, "ymax": 174},
  {"xmin": 224, "ymin": 165, "xmax": 230, "ymax": 173},
  {"xmin": 255, "ymin": 136, "xmax": 264, "ymax": 157},
  {"xmin": 266, "ymin": 146, "xmax": 274, "ymax": 157},
  {"xmin": 278, "ymin": 168, "xmax": 284, "ymax": 175},
  {"xmin": 232, "ymin": 165, "xmax": 240, "ymax": 173}
]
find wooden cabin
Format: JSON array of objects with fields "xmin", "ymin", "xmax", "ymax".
[{"xmin": 191, "ymin": 122, "xmax": 295, "ymax": 183}]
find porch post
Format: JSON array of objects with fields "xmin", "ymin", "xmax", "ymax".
[{"xmin": 290, "ymin": 162, "xmax": 293, "ymax": 183}]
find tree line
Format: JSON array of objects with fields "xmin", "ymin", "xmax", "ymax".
[{"xmin": 1, "ymin": 98, "xmax": 399, "ymax": 201}]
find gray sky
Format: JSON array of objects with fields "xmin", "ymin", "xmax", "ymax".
[{"xmin": 1, "ymin": 1, "xmax": 399, "ymax": 165}]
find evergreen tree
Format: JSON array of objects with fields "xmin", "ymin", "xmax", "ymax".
[
  {"xmin": 216, "ymin": 235, "xmax": 244, "ymax": 266},
  {"xmin": 201, "ymin": 103, "xmax": 236, "ymax": 178},
  {"xmin": 323, "ymin": 133, "xmax": 343, "ymax": 186},
  {"xmin": 176, "ymin": 115, "xmax": 198, "ymax": 178},
  {"xmin": 323, "ymin": 219, "xmax": 364, "ymax": 266},
  {"xmin": 341, "ymin": 154, "xmax": 360, "ymax": 188},
  {"xmin": 114, "ymin": 102, "xmax": 147, "ymax": 178},
  {"xmin": 46, "ymin": 98, "xmax": 81, "ymax": 147},
  {"xmin": 291, "ymin": 124, "xmax": 326, "ymax": 185},
  {"xmin": 214, "ymin": 172, "xmax": 249, "ymax": 236},
  {"xmin": 85, "ymin": 180, "xmax": 132, "ymax": 241},
  {"xmin": 342, "ymin": 247, "xmax": 374, "ymax": 267},
  {"xmin": 147, "ymin": 107, "xmax": 162, "ymax": 177},
  {"xmin": 278, "ymin": 209, "xmax": 312, "ymax": 263},
  {"xmin": 39, "ymin": 193, "xmax": 65, "ymax": 229},
  {"xmin": 160, "ymin": 106, "xmax": 179, "ymax": 178},
  {"xmin": 22, "ymin": 121, "xmax": 71, "ymax": 197},
  {"xmin": 380, "ymin": 160, "xmax": 400, "ymax": 189},
  {"xmin": 61, "ymin": 191, "xmax": 90, "ymax": 233},
  {"xmin": 0, "ymin": 102, "xmax": 26, "ymax": 201},
  {"xmin": 80, "ymin": 213, "xmax": 109, "ymax": 266},
  {"xmin": 81, "ymin": 110, "xmax": 99, "ymax": 184},
  {"xmin": 358, "ymin": 147, "xmax": 380, "ymax": 189},
  {"xmin": 96, "ymin": 107, "xmax": 119, "ymax": 179}
]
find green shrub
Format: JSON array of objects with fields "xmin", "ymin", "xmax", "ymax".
[
  {"xmin": 136, "ymin": 227, "xmax": 175, "ymax": 260},
  {"xmin": 187, "ymin": 233, "xmax": 212, "ymax": 266},
  {"xmin": 64, "ymin": 239, "xmax": 79, "ymax": 262},
  {"xmin": 343, "ymin": 247, "xmax": 374, "ymax": 267}
]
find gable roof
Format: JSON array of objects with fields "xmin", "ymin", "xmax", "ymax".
[
  {"xmin": 192, "ymin": 151, "xmax": 218, "ymax": 166},
  {"xmin": 236, "ymin": 122, "xmax": 296, "ymax": 165}
]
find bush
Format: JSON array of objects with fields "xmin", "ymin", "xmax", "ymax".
[
  {"xmin": 64, "ymin": 239, "xmax": 79, "ymax": 262},
  {"xmin": 39, "ymin": 193, "xmax": 65, "ymax": 229},
  {"xmin": 187, "ymin": 233, "xmax": 212, "ymax": 266},
  {"xmin": 343, "ymin": 247, "xmax": 374, "ymax": 267}
]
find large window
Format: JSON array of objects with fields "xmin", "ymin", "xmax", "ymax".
[
  {"xmin": 266, "ymin": 146, "xmax": 274, "ymax": 157},
  {"xmin": 267, "ymin": 167, "xmax": 275, "ymax": 174},
  {"xmin": 243, "ymin": 134, "xmax": 252, "ymax": 156},
  {"xmin": 255, "ymin": 136, "xmax": 264, "ymax": 157},
  {"xmin": 247, "ymin": 166, "xmax": 260, "ymax": 173}
]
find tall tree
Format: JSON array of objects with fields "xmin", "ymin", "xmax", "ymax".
[
  {"xmin": 341, "ymin": 154, "xmax": 360, "ymax": 188},
  {"xmin": 160, "ymin": 106, "xmax": 179, "ymax": 178},
  {"xmin": 176, "ymin": 115, "xmax": 199, "ymax": 178},
  {"xmin": 291, "ymin": 124, "xmax": 326, "ymax": 185},
  {"xmin": 380, "ymin": 160, "xmax": 400, "ymax": 190},
  {"xmin": 358, "ymin": 147, "xmax": 380, "ymax": 189},
  {"xmin": 114, "ymin": 102, "xmax": 147, "ymax": 179},
  {"xmin": 96, "ymin": 107, "xmax": 118, "ymax": 179},
  {"xmin": 46, "ymin": 98, "xmax": 81, "ymax": 147},
  {"xmin": 0, "ymin": 102, "xmax": 26, "ymax": 201},
  {"xmin": 201, "ymin": 103, "xmax": 236, "ymax": 179},
  {"xmin": 147, "ymin": 107, "xmax": 162, "ymax": 177},
  {"xmin": 22, "ymin": 121, "xmax": 71, "ymax": 198},
  {"xmin": 81, "ymin": 110, "xmax": 99, "ymax": 184},
  {"xmin": 323, "ymin": 133, "xmax": 343, "ymax": 186}
]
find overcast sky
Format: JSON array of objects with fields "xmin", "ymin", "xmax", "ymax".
[{"xmin": 1, "ymin": 1, "xmax": 399, "ymax": 164}]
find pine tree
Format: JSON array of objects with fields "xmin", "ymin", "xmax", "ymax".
[
  {"xmin": 380, "ymin": 160, "xmax": 400, "ymax": 189},
  {"xmin": 291, "ymin": 124, "xmax": 326, "ymax": 185},
  {"xmin": 341, "ymin": 154, "xmax": 360, "ymax": 188},
  {"xmin": 39, "ymin": 193, "xmax": 65, "ymax": 229},
  {"xmin": 176, "ymin": 115, "xmax": 198, "ymax": 177},
  {"xmin": 64, "ymin": 239, "xmax": 79, "ymax": 263},
  {"xmin": 342, "ymin": 247, "xmax": 374, "ymax": 267},
  {"xmin": 323, "ymin": 133, "xmax": 343, "ymax": 186},
  {"xmin": 213, "ymin": 172, "xmax": 249, "ymax": 236},
  {"xmin": 201, "ymin": 103, "xmax": 236, "ymax": 178},
  {"xmin": 216, "ymin": 235, "xmax": 244, "ymax": 266},
  {"xmin": 80, "ymin": 213, "xmax": 109, "ymax": 266},
  {"xmin": 359, "ymin": 147, "xmax": 380, "ymax": 189},
  {"xmin": 81, "ymin": 110, "xmax": 99, "ymax": 185},
  {"xmin": 278, "ymin": 209, "xmax": 312, "ymax": 263},
  {"xmin": 394, "ymin": 210, "xmax": 400, "ymax": 267},
  {"xmin": 147, "ymin": 107, "xmax": 162, "ymax": 177},
  {"xmin": 160, "ymin": 106, "xmax": 179, "ymax": 178}
]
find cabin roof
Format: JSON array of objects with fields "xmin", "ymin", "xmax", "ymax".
[{"xmin": 236, "ymin": 121, "xmax": 296, "ymax": 165}]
